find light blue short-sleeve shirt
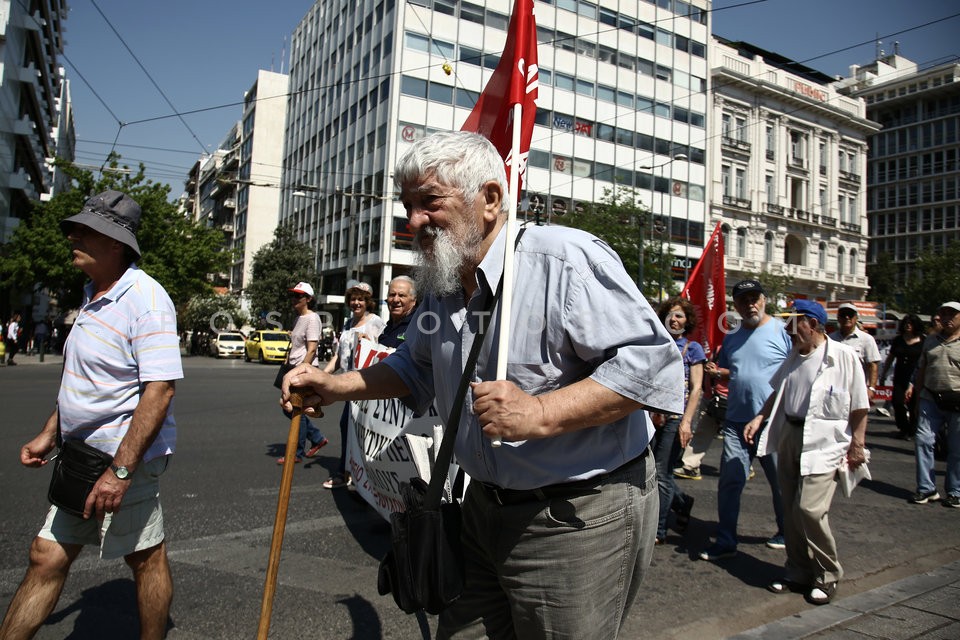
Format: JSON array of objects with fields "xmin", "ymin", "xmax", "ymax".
[
  {"xmin": 384, "ymin": 224, "xmax": 684, "ymax": 489},
  {"xmin": 718, "ymin": 317, "xmax": 793, "ymax": 422},
  {"xmin": 58, "ymin": 266, "xmax": 183, "ymax": 461}
]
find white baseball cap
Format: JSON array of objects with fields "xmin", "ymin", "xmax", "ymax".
[
  {"xmin": 289, "ymin": 282, "xmax": 314, "ymax": 297},
  {"xmin": 939, "ymin": 301, "xmax": 960, "ymax": 312}
]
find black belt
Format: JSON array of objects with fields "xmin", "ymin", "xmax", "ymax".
[{"xmin": 477, "ymin": 448, "xmax": 648, "ymax": 507}]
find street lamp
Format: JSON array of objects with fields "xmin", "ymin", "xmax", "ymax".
[
  {"xmin": 653, "ymin": 219, "xmax": 667, "ymax": 302},
  {"xmin": 639, "ymin": 153, "xmax": 688, "ymax": 298}
]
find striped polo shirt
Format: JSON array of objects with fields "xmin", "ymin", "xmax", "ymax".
[{"xmin": 58, "ymin": 265, "xmax": 183, "ymax": 461}]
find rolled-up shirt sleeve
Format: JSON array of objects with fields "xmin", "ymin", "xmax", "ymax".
[{"xmin": 561, "ymin": 247, "xmax": 684, "ymax": 416}]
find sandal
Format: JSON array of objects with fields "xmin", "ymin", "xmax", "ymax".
[
  {"xmin": 323, "ymin": 475, "xmax": 349, "ymax": 490},
  {"xmin": 805, "ymin": 581, "xmax": 838, "ymax": 605},
  {"xmin": 767, "ymin": 580, "xmax": 803, "ymax": 595}
]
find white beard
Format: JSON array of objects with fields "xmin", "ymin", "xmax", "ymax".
[{"xmin": 413, "ymin": 225, "xmax": 482, "ymax": 298}]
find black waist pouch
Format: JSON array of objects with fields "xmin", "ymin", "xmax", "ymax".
[
  {"xmin": 48, "ymin": 440, "xmax": 114, "ymax": 517},
  {"xmin": 928, "ymin": 388, "xmax": 960, "ymax": 413}
]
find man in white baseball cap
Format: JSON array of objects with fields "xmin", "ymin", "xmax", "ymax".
[{"xmin": 829, "ymin": 303, "xmax": 881, "ymax": 402}]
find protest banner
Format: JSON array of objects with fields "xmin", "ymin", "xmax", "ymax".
[{"xmin": 346, "ymin": 338, "xmax": 459, "ymax": 520}]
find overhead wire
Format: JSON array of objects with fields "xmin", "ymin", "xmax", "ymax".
[{"xmin": 66, "ymin": 2, "xmax": 959, "ymax": 198}]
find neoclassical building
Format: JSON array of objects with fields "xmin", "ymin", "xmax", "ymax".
[{"xmin": 709, "ymin": 36, "xmax": 879, "ymax": 303}]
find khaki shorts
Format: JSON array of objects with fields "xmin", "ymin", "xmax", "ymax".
[{"xmin": 39, "ymin": 455, "xmax": 170, "ymax": 560}]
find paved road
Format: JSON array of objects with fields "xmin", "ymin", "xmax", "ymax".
[{"xmin": 1, "ymin": 356, "xmax": 958, "ymax": 639}]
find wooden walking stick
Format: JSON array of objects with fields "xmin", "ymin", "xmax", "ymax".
[{"xmin": 257, "ymin": 391, "xmax": 320, "ymax": 639}]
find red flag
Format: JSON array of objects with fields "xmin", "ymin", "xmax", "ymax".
[
  {"xmin": 460, "ymin": 0, "xmax": 539, "ymax": 192},
  {"xmin": 681, "ymin": 223, "xmax": 726, "ymax": 358}
]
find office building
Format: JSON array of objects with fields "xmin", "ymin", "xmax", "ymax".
[
  {"xmin": 837, "ymin": 50, "xmax": 960, "ymax": 288},
  {"xmin": 0, "ymin": 0, "xmax": 72, "ymax": 244},
  {"xmin": 710, "ymin": 36, "xmax": 878, "ymax": 303},
  {"xmin": 280, "ymin": 0, "xmax": 710, "ymax": 309}
]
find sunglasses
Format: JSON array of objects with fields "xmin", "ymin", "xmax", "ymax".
[{"xmin": 838, "ymin": 311, "xmax": 857, "ymax": 318}]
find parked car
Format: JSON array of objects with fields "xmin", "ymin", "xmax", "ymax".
[
  {"xmin": 244, "ymin": 330, "xmax": 290, "ymax": 364},
  {"xmin": 210, "ymin": 332, "xmax": 245, "ymax": 358}
]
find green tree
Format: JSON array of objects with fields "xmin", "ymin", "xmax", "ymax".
[
  {"xmin": 558, "ymin": 186, "xmax": 676, "ymax": 302},
  {"xmin": 246, "ymin": 225, "xmax": 318, "ymax": 328},
  {"xmin": 0, "ymin": 156, "xmax": 231, "ymax": 309},
  {"xmin": 902, "ymin": 240, "xmax": 960, "ymax": 315},
  {"xmin": 182, "ymin": 293, "xmax": 249, "ymax": 334},
  {"xmin": 866, "ymin": 252, "xmax": 901, "ymax": 309}
]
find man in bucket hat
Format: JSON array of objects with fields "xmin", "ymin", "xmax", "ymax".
[{"xmin": 1, "ymin": 191, "xmax": 182, "ymax": 639}]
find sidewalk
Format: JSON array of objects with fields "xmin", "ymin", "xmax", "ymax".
[{"xmin": 732, "ymin": 559, "xmax": 960, "ymax": 639}]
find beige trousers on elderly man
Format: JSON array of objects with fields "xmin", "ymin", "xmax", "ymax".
[{"xmin": 777, "ymin": 424, "xmax": 843, "ymax": 586}]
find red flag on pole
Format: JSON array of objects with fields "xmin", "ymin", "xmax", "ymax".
[
  {"xmin": 460, "ymin": 0, "xmax": 539, "ymax": 192},
  {"xmin": 681, "ymin": 223, "xmax": 726, "ymax": 358}
]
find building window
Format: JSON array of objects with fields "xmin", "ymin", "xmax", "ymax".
[
  {"xmin": 735, "ymin": 168, "xmax": 747, "ymax": 200},
  {"xmin": 819, "ymin": 188, "xmax": 827, "ymax": 213},
  {"xmin": 790, "ymin": 131, "xmax": 806, "ymax": 164},
  {"xmin": 765, "ymin": 173, "xmax": 776, "ymax": 202},
  {"xmin": 764, "ymin": 231, "xmax": 774, "ymax": 262},
  {"xmin": 736, "ymin": 228, "xmax": 747, "ymax": 257},
  {"xmin": 837, "ymin": 246, "xmax": 845, "ymax": 276},
  {"xmin": 735, "ymin": 116, "xmax": 747, "ymax": 142},
  {"xmin": 722, "ymin": 113, "xmax": 732, "ymax": 139},
  {"xmin": 766, "ymin": 124, "xmax": 776, "ymax": 160},
  {"xmin": 818, "ymin": 241, "xmax": 827, "ymax": 270},
  {"xmin": 721, "ymin": 165, "xmax": 731, "ymax": 197},
  {"xmin": 849, "ymin": 248, "xmax": 857, "ymax": 276}
]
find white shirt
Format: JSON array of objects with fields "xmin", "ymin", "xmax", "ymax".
[
  {"xmin": 758, "ymin": 338, "xmax": 869, "ymax": 475},
  {"xmin": 829, "ymin": 327, "xmax": 881, "ymax": 367}
]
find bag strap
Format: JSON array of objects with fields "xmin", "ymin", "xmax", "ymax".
[{"xmin": 423, "ymin": 228, "xmax": 524, "ymax": 510}]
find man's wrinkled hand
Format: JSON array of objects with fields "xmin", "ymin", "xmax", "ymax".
[
  {"xmin": 471, "ymin": 381, "xmax": 549, "ymax": 443},
  {"xmin": 847, "ymin": 441, "xmax": 867, "ymax": 470},
  {"xmin": 85, "ymin": 472, "xmax": 130, "ymax": 520},
  {"xmin": 280, "ymin": 363, "xmax": 331, "ymax": 415},
  {"xmin": 20, "ymin": 433, "xmax": 56, "ymax": 468},
  {"xmin": 743, "ymin": 415, "xmax": 765, "ymax": 445}
]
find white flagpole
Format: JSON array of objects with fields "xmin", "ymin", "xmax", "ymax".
[{"xmin": 491, "ymin": 102, "xmax": 523, "ymax": 448}]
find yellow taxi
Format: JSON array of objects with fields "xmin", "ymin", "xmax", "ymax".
[{"xmin": 244, "ymin": 330, "xmax": 290, "ymax": 364}]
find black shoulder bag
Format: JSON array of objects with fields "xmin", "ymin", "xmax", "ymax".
[
  {"xmin": 48, "ymin": 411, "xmax": 114, "ymax": 518},
  {"xmin": 377, "ymin": 232, "xmax": 519, "ymax": 615}
]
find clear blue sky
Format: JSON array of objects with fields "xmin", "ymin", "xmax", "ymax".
[{"xmin": 63, "ymin": 0, "xmax": 959, "ymax": 197}]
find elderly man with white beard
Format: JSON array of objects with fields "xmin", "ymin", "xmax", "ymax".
[{"xmin": 281, "ymin": 131, "xmax": 683, "ymax": 639}]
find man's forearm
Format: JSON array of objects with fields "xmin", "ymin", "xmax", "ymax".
[
  {"xmin": 867, "ymin": 362, "xmax": 878, "ymax": 388},
  {"xmin": 537, "ymin": 378, "xmax": 642, "ymax": 435},
  {"xmin": 112, "ymin": 380, "xmax": 175, "ymax": 469}
]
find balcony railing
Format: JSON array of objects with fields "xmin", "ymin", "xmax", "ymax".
[
  {"xmin": 788, "ymin": 156, "xmax": 806, "ymax": 170},
  {"xmin": 766, "ymin": 203, "xmax": 784, "ymax": 215},
  {"xmin": 723, "ymin": 194, "xmax": 752, "ymax": 210},
  {"xmin": 765, "ymin": 149, "xmax": 775, "ymax": 161},
  {"xmin": 722, "ymin": 137, "xmax": 751, "ymax": 152},
  {"xmin": 839, "ymin": 170, "xmax": 861, "ymax": 182}
]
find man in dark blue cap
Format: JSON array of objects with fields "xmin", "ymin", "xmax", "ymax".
[
  {"xmin": 1, "ymin": 191, "xmax": 182, "ymax": 640},
  {"xmin": 701, "ymin": 279, "xmax": 791, "ymax": 560},
  {"xmin": 745, "ymin": 299, "xmax": 869, "ymax": 605}
]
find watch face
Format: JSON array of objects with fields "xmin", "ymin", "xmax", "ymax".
[{"xmin": 113, "ymin": 465, "xmax": 131, "ymax": 479}]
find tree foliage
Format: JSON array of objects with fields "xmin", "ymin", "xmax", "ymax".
[
  {"xmin": 0, "ymin": 156, "xmax": 231, "ymax": 310},
  {"xmin": 557, "ymin": 186, "xmax": 676, "ymax": 301},
  {"xmin": 246, "ymin": 225, "xmax": 319, "ymax": 328},
  {"xmin": 902, "ymin": 240, "xmax": 960, "ymax": 315},
  {"xmin": 182, "ymin": 293, "xmax": 249, "ymax": 334},
  {"xmin": 866, "ymin": 252, "xmax": 901, "ymax": 309}
]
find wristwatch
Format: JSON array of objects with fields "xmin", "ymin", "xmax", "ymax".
[{"xmin": 111, "ymin": 464, "xmax": 132, "ymax": 480}]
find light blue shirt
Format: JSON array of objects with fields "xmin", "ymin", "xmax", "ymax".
[
  {"xmin": 718, "ymin": 317, "xmax": 792, "ymax": 422},
  {"xmin": 384, "ymin": 224, "xmax": 684, "ymax": 489},
  {"xmin": 59, "ymin": 266, "xmax": 183, "ymax": 461}
]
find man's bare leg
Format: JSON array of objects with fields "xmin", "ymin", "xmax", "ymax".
[
  {"xmin": 0, "ymin": 537, "xmax": 82, "ymax": 640},
  {"xmin": 125, "ymin": 541, "xmax": 172, "ymax": 640}
]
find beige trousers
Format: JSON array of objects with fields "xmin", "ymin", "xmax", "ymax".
[{"xmin": 777, "ymin": 424, "xmax": 842, "ymax": 586}]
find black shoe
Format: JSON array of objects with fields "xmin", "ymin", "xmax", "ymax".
[
  {"xmin": 675, "ymin": 496, "xmax": 694, "ymax": 532},
  {"xmin": 910, "ymin": 490, "xmax": 941, "ymax": 504}
]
